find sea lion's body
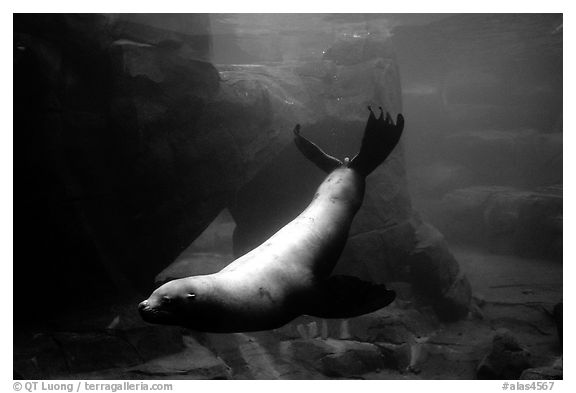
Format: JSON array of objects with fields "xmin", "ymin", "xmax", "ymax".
[
  {"xmin": 183, "ymin": 167, "xmax": 364, "ymax": 332},
  {"xmin": 139, "ymin": 109, "xmax": 404, "ymax": 332}
]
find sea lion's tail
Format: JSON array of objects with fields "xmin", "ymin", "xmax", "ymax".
[
  {"xmin": 293, "ymin": 108, "xmax": 404, "ymax": 175},
  {"xmin": 293, "ymin": 124, "xmax": 343, "ymax": 173},
  {"xmin": 349, "ymin": 106, "xmax": 404, "ymax": 177}
]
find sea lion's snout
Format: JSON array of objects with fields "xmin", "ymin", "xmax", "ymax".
[
  {"xmin": 138, "ymin": 299, "xmax": 154, "ymax": 322},
  {"xmin": 138, "ymin": 297, "xmax": 180, "ymax": 325},
  {"xmin": 138, "ymin": 300, "xmax": 149, "ymax": 314},
  {"xmin": 138, "ymin": 299, "xmax": 163, "ymax": 323}
]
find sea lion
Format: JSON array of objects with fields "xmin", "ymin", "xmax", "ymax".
[{"xmin": 139, "ymin": 107, "xmax": 405, "ymax": 332}]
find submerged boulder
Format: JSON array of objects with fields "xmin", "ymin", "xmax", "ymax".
[
  {"xmin": 407, "ymin": 220, "xmax": 472, "ymax": 320},
  {"xmin": 520, "ymin": 366, "xmax": 562, "ymax": 380},
  {"xmin": 553, "ymin": 302, "xmax": 563, "ymax": 348},
  {"xmin": 128, "ymin": 335, "xmax": 231, "ymax": 379},
  {"xmin": 409, "ymin": 162, "xmax": 475, "ymax": 198},
  {"xmin": 477, "ymin": 329, "xmax": 532, "ymax": 380},
  {"xmin": 13, "ymin": 334, "xmax": 69, "ymax": 379},
  {"xmin": 281, "ymin": 338, "xmax": 386, "ymax": 378},
  {"xmin": 439, "ymin": 185, "xmax": 562, "ymax": 260}
]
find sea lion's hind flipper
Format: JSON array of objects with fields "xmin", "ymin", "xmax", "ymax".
[
  {"xmin": 303, "ymin": 275, "xmax": 396, "ymax": 319},
  {"xmin": 349, "ymin": 107, "xmax": 404, "ymax": 177},
  {"xmin": 293, "ymin": 124, "xmax": 343, "ymax": 173}
]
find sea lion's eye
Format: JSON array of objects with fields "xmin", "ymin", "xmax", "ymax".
[
  {"xmin": 187, "ymin": 293, "xmax": 196, "ymax": 299},
  {"xmin": 161, "ymin": 295, "xmax": 172, "ymax": 305}
]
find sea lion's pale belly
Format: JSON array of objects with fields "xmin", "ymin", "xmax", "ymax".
[{"xmin": 192, "ymin": 168, "xmax": 365, "ymax": 328}]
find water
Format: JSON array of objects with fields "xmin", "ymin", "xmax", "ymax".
[{"xmin": 14, "ymin": 13, "xmax": 562, "ymax": 379}]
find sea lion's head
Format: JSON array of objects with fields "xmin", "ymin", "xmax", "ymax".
[{"xmin": 138, "ymin": 277, "xmax": 207, "ymax": 326}]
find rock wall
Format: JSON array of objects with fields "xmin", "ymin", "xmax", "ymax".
[{"xmin": 14, "ymin": 14, "xmax": 303, "ymax": 323}]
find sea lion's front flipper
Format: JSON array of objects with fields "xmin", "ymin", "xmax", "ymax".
[
  {"xmin": 293, "ymin": 124, "xmax": 343, "ymax": 173},
  {"xmin": 304, "ymin": 275, "xmax": 396, "ymax": 319}
]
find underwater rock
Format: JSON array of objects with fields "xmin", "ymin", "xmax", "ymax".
[
  {"xmin": 273, "ymin": 316, "xmax": 330, "ymax": 340},
  {"xmin": 486, "ymin": 187, "xmax": 562, "ymax": 259},
  {"xmin": 439, "ymin": 186, "xmax": 514, "ymax": 241},
  {"xmin": 14, "ymin": 13, "xmax": 218, "ymax": 304},
  {"xmin": 333, "ymin": 221, "xmax": 415, "ymax": 284},
  {"xmin": 15, "ymin": 16, "xmax": 132, "ymax": 323},
  {"xmin": 13, "ymin": 333, "xmax": 69, "ymax": 379},
  {"xmin": 408, "ymin": 220, "xmax": 472, "ymax": 320},
  {"xmin": 553, "ymin": 302, "xmax": 563, "ymax": 348},
  {"xmin": 52, "ymin": 331, "xmax": 142, "ymax": 375},
  {"xmin": 520, "ymin": 366, "xmax": 562, "ymax": 380},
  {"xmin": 343, "ymin": 307, "xmax": 439, "ymax": 344},
  {"xmin": 237, "ymin": 335, "xmax": 326, "ymax": 379},
  {"xmin": 281, "ymin": 338, "xmax": 386, "ymax": 378},
  {"xmin": 121, "ymin": 326, "xmax": 185, "ymax": 362},
  {"xmin": 410, "ymin": 162, "xmax": 475, "ymax": 198},
  {"xmin": 194, "ymin": 333, "xmax": 255, "ymax": 378},
  {"xmin": 273, "ymin": 307, "xmax": 448, "ymax": 373},
  {"xmin": 440, "ymin": 185, "xmax": 562, "ymax": 260},
  {"xmin": 477, "ymin": 329, "xmax": 532, "ymax": 380},
  {"xmin": 376, "ymin": 342, "xmax": 412, "ymax": 371},
  {"xmin": 411, "ymin": 340, "xmax": 481, "ymax": 379},
  {"xmin": 128, "ymin": 335, "xmax": 230, "ymax": 379},
  {"xmin": 200, "ymin": 331, "xmax": 323, "ymax": 379}
]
